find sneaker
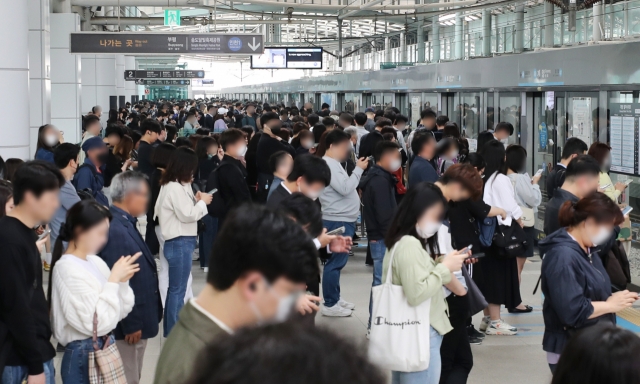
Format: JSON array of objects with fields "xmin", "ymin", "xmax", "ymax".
[
  {"xmin": 321, "ymin": 304, "xmax": 352, "ymax": 317},
  {"xmin": 479, "ymin": 316, "xmax": 491, "ymax": 333},
  {"xmin": 43, "ymin": 261, "xmax": 50, "ymax": 272},
  {"xmin": 467, "ymin": 324, "xmax": 485, "ymax": 339},
  {"xmin": 485, "ymin": 319, "xmax": 518, "ymax": 336},
  {"xmin": 338, "ymin": 299, "xmax": 356, "ymax": 310},
  {"xmin": 468, "ymin": 335, "xmax": 483, "ymax": 345},
  {"xmin": 204, "ymin": 267, "xmax": 209, "ymax": 273}
]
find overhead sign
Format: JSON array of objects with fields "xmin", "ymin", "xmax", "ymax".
[
  {"xmin": 70, "ymin": 33, "xmax": 264, "ymax": 55},
  {"xmin": 164, "ymin": 9, "xmax": 181, "ymax": 26},
  {"xmin": 125, "ymin": 70, "xmax": 204, "ymax": 80},
  {"xmin": 251, "ymin": 47, "xmax": 323, "ymax": 69},
  {"xmin": 192, "ymin": 79, "xmax": 214, "ymax": 87},
  {"xmin": 136, "ymin": 79, "xmax": 191, "ymax": 85}
]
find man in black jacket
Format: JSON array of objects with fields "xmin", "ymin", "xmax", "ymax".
[
  {"xmin": 544, "ymin": 155, "xmax": 600, "ymax": 235},
  {"xmin": 207, "ymin": 129, "xmax": 252, "ymax": 223},
  {"xmin": 255, "ymin": 112, "xmax": 296, "ymax": 203},
  {"xmin": 358, "ymin": 141, "xmax": 401, "ymax": 329},
  {"xmin": 266, "ymin": 154, "xmax": 331, "ymax": 209},
  {"xmin": 0, "ymin": 161, "xmax": 64, "ymax": 383},
  {"xmin": 358, "ymin": 117, "xmax": 392, "ymax": 159},
  {"xmin": 546, "ymin": 137, "xmax": 588, "ymax": 198}
]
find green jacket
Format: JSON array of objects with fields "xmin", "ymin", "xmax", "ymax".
[
  {"xmin": 381, "ymin": 235, "xmax": 453, "ymax": 336},
  {"xmin": 154, "ymin": 300, "xmax": 228, "ymax": 384}
]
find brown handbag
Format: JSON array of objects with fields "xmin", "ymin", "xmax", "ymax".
[{"xmin": 88, "ymin": 313, "xmax": 128, "ymax": 384}]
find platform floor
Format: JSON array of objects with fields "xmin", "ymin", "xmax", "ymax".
[{"xmin": 46, "ymin": 245, "xmax": 559, "ymax": 383}]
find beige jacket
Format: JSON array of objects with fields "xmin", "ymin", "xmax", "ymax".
[{"xmin": 154, "ymin": 181, "xmax": 207, "ymax": 241}]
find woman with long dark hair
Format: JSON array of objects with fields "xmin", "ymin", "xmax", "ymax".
[
  {"xmin": 379, "ymin": 182, "xmax": 469, "ymax": 384},
  {"xmin": 539, "ymin": 192, "xmax": 636, "ymax": 372},
  {"xmin": 35, "ymin": 124, "xmax": 63, "ymax": 163},
  {"xmin": 0, "ymin": 182, "xmax": 13, "ymax": 217},
  {"xmin": 476, "ymin": 140, "xmax": 523, "ymax": 335},
  {"xmin": 49, "ymin": 200, "xmax": 138, "ymax": 383},
  {"xmin": 154, "ymin": 147, "xmax": 212, "ymax": 335}
]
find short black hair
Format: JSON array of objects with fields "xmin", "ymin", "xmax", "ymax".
[
  {"xmin": 436, "ymin": 115, "xmax": 449, "ymax": 126},
  {"xmin": 373, "ymin": 140, "xmax": 400, "ymax": 162},
  {"xmin": 565, "ymin": 154, "xmax": 601, "ymax": 180},
  {"xmin": 495, "ymin": 121, "xmax": 514, "ymax": 135},
  {"xmin": 561, "ymin": 137, "xmax": 589, "ymax": 160},
  {"xmin": 268, "ymin": 151, "xmax": 292, "ymax": 174},
  {"xmin": 260, "ymin": 112, "xmax": 280, "ymax": 127},
  {"xmin": 420, "ymin": 109, "xmax": 437, "ymax": 120},
  {"xmin": 151, "ymin": 142, "xmax": 177, "ymax": 169},
  {"xmin": 354, "ymin": 112, "xmax": 367, "ymax": 126},
  {"xmin": 165, "ymin": 124, "xmax": 178, "ymax": 143},
  {"xmin": 105, "ymin": 124, "xmax": 123, "ymax": 139},
  {"xmin": 394, "ymin": 114, "xmax": 409, "ymax": 124},
  {"xmin": 175, "ymin": 137, "xmax": 191, "ymax": 148},
  {"xmin": 411, "ymin": 131, "xmax": 435, "ymax": 155},
  {"xmin": 325, "ymin": 129, "xmax": 351, "ymax": 148},
  {"xmin": 207, "ymin": 204, "xmax": 319, "ymax": 290},
  {"xmin": 140, "ymin": 118, "xmax": 162, "ymax": 135},
  {"xmin": 219, "ymin": 128, "xmax": 246, "ymax": 151},
  {"xmin": 186, "ymin": 323, "xmax": 386, "ymax": 384},
  {"xmin": 322, "ymin": 116, "xmax": 335, "ymax": 127},
  {"xmin": 53, "ymin": 143, "xmax": 81, "ymax": 169},
  {"xmin": 321, "ymin": 102, "xmax": 330, "ymax": 109},
  {"xmin": 505, "ymin": 144, "xmax": 527, "ymax": 173},
  {"xmin": 375, "ymin": 117, "xmax": 392, "ymax": 129},
  {"xmin": 12, "ymin": 161, "xmax": 64, "ymax": 205},
  {"xmin": 307, "ymin": 114, "xmax": 320, "ymax": 127},
  {"xmin": 83, "ymin": 115, "xmax": 101, "ymax": 130},
  {"xmin": 286, "ymin": 154, "xmax": 331, "ymax": 186},
  {"xmin": 279, "ymin": 109, "xmax": 288, "ymax": 117},
  {"xmin": 383, "ymin": 109, "xmax": 396, "ymax": 122},
  {"xmin": 277, "ymin": 193, "xmax": 323, "ymax": 238}
]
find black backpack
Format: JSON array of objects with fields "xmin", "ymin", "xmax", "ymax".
[
  {"xmin": 492, "ymin": 222, "xmax": 528, "ymax": 259},
  {"xmin": 204, "ymin": 162, "xmax": 237, "ymax": 218}
]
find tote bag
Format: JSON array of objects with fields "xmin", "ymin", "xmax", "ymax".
[
  {"xmin": 88, "ymin": 313, "xmax": 127, "ymax": 384},
  {"xmin": 369, "ymin": 244, "xmax": 432, "ymax": 372},
  {"xmin": 509, "ymin": 178, "xmax": 535, "ymax": 227}
]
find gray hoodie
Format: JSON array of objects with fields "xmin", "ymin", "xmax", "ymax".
[{"xmin": 319, "ymin": 156, "xmax": 364, "ymax": 222}]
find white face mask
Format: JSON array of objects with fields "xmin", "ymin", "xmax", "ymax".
[
  {"xmin": 237, "ymin": 144, "xmax": 248, "ymax": 157},
  {"xmin": 299, "ymin": 184, "xmax": 321, "ymax": 201},
  {"xmin": 589, "ymin": 226, "xmax": 611, "ymax": 246},
  {"xmin": 449, "ymin": 151, "xmax": 459, "ymax": 160},
  {"xmin": 302, "ymin": 140, "xmax": 314, "ymax": 150},
  {"xmin": 249, "ymin": 280, "xmax": 298, "ymax": 324},
  {"xmin": 416, "ymin": 220, "xmax": 442, "ymax": 239},
  {"xmin": 45, "ymin": 134, "xmax": 58, "ymax": 147},
  {"xmin": 389, "ymin": 159, "xmax": 402, "ymax": 172}
]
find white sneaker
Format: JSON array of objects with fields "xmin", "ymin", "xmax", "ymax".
[
  {"xmin": 485, "ymin": 319, "xmax": 518, "ymax": 336},
  {"xmin": 479, "ymin": 316, "xmax": 491, "ymax": 332},
  {"xmin": 338, "ymin": 299, "xmax": 356, "ymax": 310},
  {"xmin": 321, "ymin": 304, "xmax": 353, "ymax": 317},
  {"xmin": 204, "ymin": 267, "xmax": 209, "ymax": 273}
]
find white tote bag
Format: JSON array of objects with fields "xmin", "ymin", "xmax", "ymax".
[{"xmin": 368, "ymin": 243, "xmax": 431, "ymax": 372}]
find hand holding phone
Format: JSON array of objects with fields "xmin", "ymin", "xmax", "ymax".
[
  {"xmin": 38, "ymin": 228, "xmax": 51, "ymax": 241},
  {"xmin": 326, "ymin": 226, "xmax": 345, "ymax": 236},
  {"xmin": 622, "ymin": 206, "xmax": 633, "ymax": 216},
  {"xmin": 206, "ymin": 188, "xmax": 218, "ymax": 195},
  {"xmin": 534, "ymin": 168, "xmax": 543, "ymax": 177}
]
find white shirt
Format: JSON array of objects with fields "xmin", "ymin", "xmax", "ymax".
[
  {"xmin": 51, "ymin": 255, "xmax": 134, "ymax": 345},
  {"xmin": 483, "ymin": 172, "xmax": 523, "ymax": 226},
  {"xmin": 189, "ymin": 298, "xmax": 233, "ymax": 334},
  {"xmin": 60, "ymin": 254, "xmax": 106, "ymax": 285}
]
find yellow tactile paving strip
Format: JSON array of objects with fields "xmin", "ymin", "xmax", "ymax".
[{"xmin": 617, "ymin": 307, "xmax": 640, "ymax": 326}]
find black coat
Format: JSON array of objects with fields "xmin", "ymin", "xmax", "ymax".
[
  {"xmin": 204, "ymin": 114, "xmax": 214, "ymax": 130},
  {"xmin": 358, "ymin": 130, "xmax": 383, "ymax": 159},
  {"xmin": 100, "ymin": 206, "xmax": 162, "ymax": 340},
  {"xmin": 546, "ymin": 163, "xmax": 567, "ymax": 198},
  {"xmin": 358, "ymin": 165, "xmax": 397, "ymax": 240},
  {"xmin": 447, "ymin": 199, "xmax": 492, "ymax": 250},
  {"xmin": 538, "ymin": 228, "xmax": 615, "ymax": 355},
  {"xmin": 543, "ymin": 188, "xmax": 579, "ymax": 236},
  {"xmin": 206, "ymin": 155, "xmax": 251, "ymax": 217}
]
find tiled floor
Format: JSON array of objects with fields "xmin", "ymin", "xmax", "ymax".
[{"xmin": 48, "ymin": 244, "xmax": 551, "ymax": 384}]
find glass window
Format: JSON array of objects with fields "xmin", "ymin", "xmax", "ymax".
[
  {"xmin": 498, "ymin": 92, "xmax": 522, "ymax": 146},
  {"xmin": 459, "ymin": 92, "xmax": 482, "ymax": 139},
  {"xmin": 344, "ymin": 93, "xmax": 360, "ymax": 114},
  {"xmin": 382, "ymin": 93, "xmax": 395, "ymax": 109}
]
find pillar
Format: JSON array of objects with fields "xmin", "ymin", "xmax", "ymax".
[
  {"xmin": 398, "ymin": 32, "xmax": 406, "ymax": 63},
  {"xmin": 359, "ymin": 44, "xmax": 365, "ymax": 70},
  {"xmin": 384, "ymin": 36, "xmax": 391, "ymax": 63},
  {"xmin": 51, "ymin": 13, "xmax": 82, "ymax": 144},
  {"xmin": 417, "ymin": 18, "xmax": 425, "ymax": 63},
  {"xmin": 29, "ymin": 0, "xmax": 51, "ymax": 158},
  {"xmin": 455, "ymin": 13, "xmax": 463, "ymax": 59},
  {"xmin": 482, "ymin": 9, "xmax": 491, "ymax": 56},
  {"xmin": 82, "ymin": 55, "xmax": 116, "ymax": 127},
  {"xmin": 623, "ymin": 2, "xmax": 629, "ymax": 37},
  {"xmin": 514, "ymin": 4, "xmax": 524, "ymax": 53},
  {"xmin": 351, "ymin": 45, "xmax": 356, "ymax": 71},
  {"xmin": 116, "ymin": 55, "xmax": 125, "ymax": 105},
  {"xmin": 544, "ymin": 2, "xmax": 554, "ymax": 47},
  {"xmin": 0, "ymin": 0, "xmax": 30, "ymax": 159},
  {"xmin": 593, "ymin": 3, "xmax": 602, "ymax": 42},
  {"xmin": 432, "ymin": 16, "xmax": 440, "ymax": 62},
  {"xmin": 125, "ymin": 56, "xmax": 136, "ymax": 103}
]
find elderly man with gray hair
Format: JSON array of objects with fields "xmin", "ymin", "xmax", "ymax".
[{"xmin": 98, "ymin": 171, "xmax": 162, "ymax": 384}]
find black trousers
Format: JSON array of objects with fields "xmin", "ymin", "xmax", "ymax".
[
  {"xmin": 440, "ymin": 294, "xmax": 473, "ymax": 384},
  {"xmin": 256, "ymin": 172, "xmax": 273, "ymax": 204}
]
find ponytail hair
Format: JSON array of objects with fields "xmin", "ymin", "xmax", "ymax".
[
  {"xmin": 48, "ymin": 200, "xmax": 112, "ymax": 307},
  {"xmin": 558, "ymin": 191, "xmax": 624, "ymax": 228}
]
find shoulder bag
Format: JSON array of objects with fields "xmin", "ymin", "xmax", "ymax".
[
  {"xmin": 88, "ymin": 313, "xmax": 127, "ymax": 384},
  {"xmin": 369, "ymin": 243, "xmax": 431, "ymax": 372},
  {"xmin": 509, "ymin": 176, "xmax": 535, "ymax": 227}
]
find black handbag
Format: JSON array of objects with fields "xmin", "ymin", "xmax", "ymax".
[
  {"xmin": 462, "ymin": 265, "xmax": 487, "ymax": 316},
  {"xmin": 492, "ymin": 222, "xmax": 528, "ymax": 259}
]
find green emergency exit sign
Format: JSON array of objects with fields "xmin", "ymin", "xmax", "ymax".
[{"xmin": 164, "ymin": 9, "xmax": 181, "ymax": 26}]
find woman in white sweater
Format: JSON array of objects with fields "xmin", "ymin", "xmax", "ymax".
[
  {"xmin": 154, "ymin": 147, "xmax": 212, "ymax": 336},
  {"xmin": 49, "ymin": 200, "xmax": 139, "ymax": 383}
]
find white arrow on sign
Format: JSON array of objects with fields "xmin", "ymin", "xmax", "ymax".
[{"xmin": 248, "ymin": 37, "xmax": 261, "ymax": 52}]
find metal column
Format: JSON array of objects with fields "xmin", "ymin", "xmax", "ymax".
[
  {"xmin": 593, "ymin": 3, "xmax": 602, "ymax": 42},
  {"xmin": 400, "ymin": 32, "xmax": 407, "ymax": 62},
  {"xmin": 623, "ymin": 2, "xmax": 629, "ymax": 37},
  {"xmin": 482, "ymin": 9, "xmax": 491, "ymax": 56},
  {"xmin": 455, "ymin": 12, "xmax": 463, "ymax": 59},
  {"xmin": 359, "ymin": 44, "xmax": 365, "ymax": 70},
  {"xmin": 514, "ymin": 4, "xmax": 524, "ymax": 53},
  {"xmin": 417, "ymin": 18, "xmax": 425, "ymax": 63},
  {"xmin": 432, "ymin": 16, "xmax": 440, "ymax": 62},
  {"xmin": 384, "ymin": 36, "xmax": 391, "ymax": 63},
  {"xmin": 544, "ymin": 2, "xmax": 554, "ymax": 47}
]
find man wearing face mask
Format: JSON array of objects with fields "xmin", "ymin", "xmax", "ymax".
[
  {"xmin": 153, "ymin": 205, "xmax": 319, "ymax": 384},
  {"xmin": 358, "ymin": 141, "xmax": 402, "ymax": 328},
  {"xmin": 544, "ymin": 154, "xmax": 601, "ymax": 236},
  {"xmin": 255, "ymin": 112, "xmax": 296, "ymax": 203},
  {"xmin": 50, "ymin": 143, "xmax": 82, "ymax": 250},
  {"xmin": 72, "ymin": 136, "xmax": 109, "ymax": 206},
  {"xmin": 478, "ymin": 121, "xmax": 514, "ymax": 152}
]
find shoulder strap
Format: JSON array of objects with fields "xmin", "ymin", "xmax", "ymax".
[{"xmin": 383, "ymin": 243, "xmax": 399, "ymax": 285}]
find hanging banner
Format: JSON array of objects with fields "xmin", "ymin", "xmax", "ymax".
[
  {"xmin": 570, "ymin": 97, "xmax": 592, "ymax": 146},
  {"xmin": 411, "ymin": 96, "xmax": 421, "ymax": 125}
]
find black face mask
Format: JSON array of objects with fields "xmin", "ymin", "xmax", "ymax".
[{"xmin": 97, "ymin": 152, "xmax": 109, "ymax": 165}]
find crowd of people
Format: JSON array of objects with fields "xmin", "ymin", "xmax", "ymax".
[{"xmin": 0, "ymin": 98, "xmax": 639, "ymax": 384}]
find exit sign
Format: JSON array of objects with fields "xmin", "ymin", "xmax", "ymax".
[{"xmin": 164, "ymin": 9, "xmax": 181, "ymax": 26}]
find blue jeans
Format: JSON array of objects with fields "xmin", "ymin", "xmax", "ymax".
[
  {"xmin": 321, "ymin": 220, "xmax": 356, "ymax": 307},
  {"xmin": 2, "ymin": 359, "xmax": 55, "ymax": 384},
  {"xmin": 391, "ymin": 327, "xmax": 444, "ymax": 384},
  {"xmin": 164, "ymin": 235, "xmax": 197, "ymax": 336},
  {"xmin": 198, "ymin": 215, "xmax": 218, "ymax": 269},
  {"xmin": 60, "ymin": 336, "xmax": 114, "ymax": 384},
  {"xmin": 368, "ymin": 239, "xmax": 386, "ymax": 328}
]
